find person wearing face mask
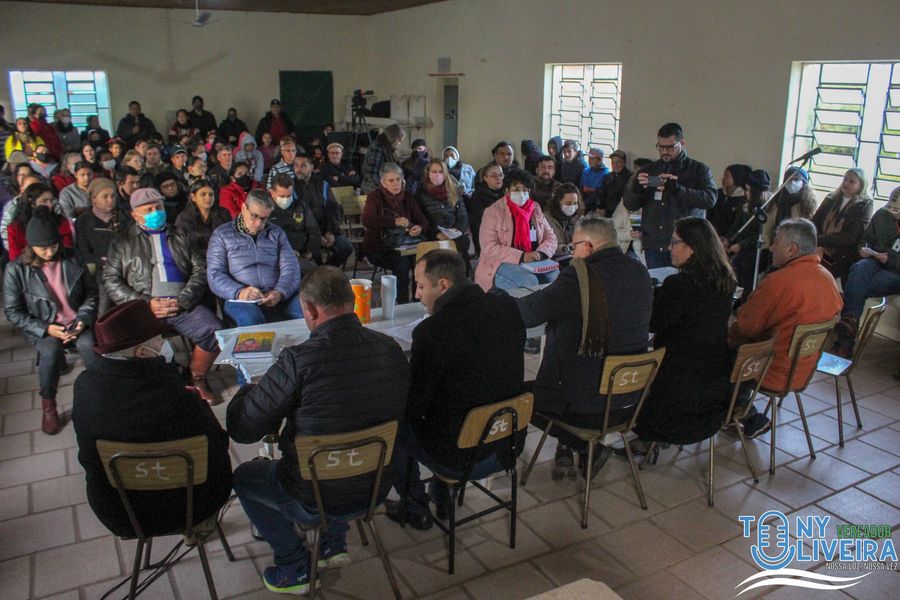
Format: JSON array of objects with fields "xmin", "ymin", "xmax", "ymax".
[
  {"xmin": 98, "ymin": 150, "xmax": 117, "ymax": 178},
  {"xmin": 27, "ymin": 103, "xmax": 64, "ymax": 161},
  {"xmin": 103, "ymin": 188, "xmax": 224, "ymax": 405},
  {"xmin": 76, "ymin": 178, "xmax": 132, "ymax": 314},
  {"xmin": 233, "ymin": 132, "xmax": 264, "ymax": 183},
  {"xmin": 545, "ymin": 183, "xmax": 583, "ymax": 265},
  {"xmin": 266, "ymin": 173, "xmax": 321, "ymax": 274},
  {"xmin": 72, "ymin": 298, "xmax": 232, "ymax": 540},
  {"xmin": 53, "ymin": 108, "xmax": 81, "ymax": 153},
  {"xmin": 219, "ymin": 161, "xmax": 255, "ymax": 217},
  {"xmin": 812, "ymin": 167, "xmax": 874, "ymax": 284},
  {"xmin": 7, "ymin": 183, "xmax": 75, "ymax": 261},
  {"xmin": 401, "ymin": 138, "xmax": 430, "ymax": 195},
  {"xmin": 415, "ymin": 158, "xmax": 471, "ymax": 262},
  {"xmin": 467, "ymin": 164, "xmax": 506, "ymax": 256},
  {"xmin": 293, "ymin": 155, "xmax": 353, "ymax": 267},
  {"xmin": 4, "ymin": 206, "xmax": 98, "ymax": 434},
  {"xmin": 360, "ymin": 124, "xmax": 405, "ymax": 193},
  {"xmin": 474, "ymin": 169, "xmax": 558, "ymax": 292},
  {"xmin": 59, "ymin": 161, "xmax": 94, "ymax": 218},
  {"xmin": 29, "ymin": 144, "xmax": 59, "ymax": 179},
  {"xmin": 217, "ymin": 107, "xmax": 249, "ymax": 146},
  {"xmin": 756, "ymin": 166, "xmax": 818, "ymax": 275},
  {"xmin": 188, "ymin": 95, "xmax": 217, "ymax": 140},
  {"xmin": 175, "ymin": 178, "xmax": 231, "ymax": 253},
  {"xmin": 442, "ymin": 145, "xmax": 475, "ymax": 196}
]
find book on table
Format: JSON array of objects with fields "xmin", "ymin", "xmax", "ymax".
[
  {"xmin": 232, "ymin": 331, "xmax": 276, "ymax": 359},
  {"xmin": 521, "ymin": 259, "xmax": 560, "ymax": 274}
]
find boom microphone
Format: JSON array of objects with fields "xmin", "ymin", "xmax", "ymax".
[{"xmin": 790, "ymin": 148, "xmax": 822, "ymax": 163}]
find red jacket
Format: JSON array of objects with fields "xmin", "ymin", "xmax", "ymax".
[
  {"xmin": 29, "ymin": 118, "xmax": 63, "ymax": 161},
  {"xmin": 218, "ymin": 181, "xmax": 258, "ymax": 218},
  {"xmin": 7, "ymin": 218, "xmax": 75, "ymax": 261},
  {"xmin": 729, "ymin": 254, "xmax": 842, "ymax": 392},
  {"xmin": 51, "ymin": 172, "xmax": 75, "ymax": 194}
]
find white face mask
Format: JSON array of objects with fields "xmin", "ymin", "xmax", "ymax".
[
  {"xmin": 141, "ymin": 338, "xmax": 174, "ymax": 362},
  {"xmin": 561, "ymin": 204, "xmax": 578, "ymax": 216},
  {"xmin": 197, "ymin": 152, "xmax": 207, "ymax": 162},
  {"xmin": 446, "ymin": 156, "xmax": 458, "ymax": 169},
  {"xmin": 786, "ymin": 179, "xmax": 804, "ymax": 195},
  {"xmin": 509, "ymin": 191, "xmax": 530, "ymax": 206},
  {"xmin": 102, "ymin": 159, "xmax": 116, "ymax": 170},
  {"xmin": 274, "ymin": 195, "xmax": 293, "ymax": 210}
]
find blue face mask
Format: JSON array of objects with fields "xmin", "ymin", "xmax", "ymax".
[{"xmin": 142, "ymin": 209, "xmax": 166, "ymax": 230}]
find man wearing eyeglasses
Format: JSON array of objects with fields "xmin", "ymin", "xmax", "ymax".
[
  {"xmin": 207, "ymin": 189, "xmax": 302, "ymax": 336},
  {"xmin": 623, "ymin": 122, "xmax": 716, "ymax": 268}
]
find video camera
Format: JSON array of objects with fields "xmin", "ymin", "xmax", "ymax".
[{"xmin": 352, "ymin": 89, "xmax": 374, "ymax": 112}]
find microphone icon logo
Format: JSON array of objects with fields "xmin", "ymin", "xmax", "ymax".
[{"xmin": 751, "ymin": 510, "xmax": 796, "ymax": 570}]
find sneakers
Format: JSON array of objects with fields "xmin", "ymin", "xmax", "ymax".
[
  {"xmin": 263, "ymin": 565, "xmax": 314, "ymax": 595},
  {"xmin": 523, "ymin": 338, "xmax": 542, "ymax": 354},
  {"xmin": 551, "ymin": 443, "xmax": 576, "ymax": 481},
  {"xmin": 384, "ymin": 498, "xmax": 433, "ymax": 530},
  {"xmin": 743, "ymin": 413, "xmax": 772, "ymax": 439},
  {"xmin": 317, "ymin": 536, "xmax": 351, "ymax": 570},
  {"xmin": 578, "ymin": 445, "xmax": 613, "ymax": 481}
]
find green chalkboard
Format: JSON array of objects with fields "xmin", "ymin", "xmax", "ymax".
[{"xmin": 278, "ymin": 70, "xmax": 334, "ymax": 142}]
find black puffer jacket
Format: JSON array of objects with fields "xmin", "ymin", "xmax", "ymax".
[
  {"xmin": 623, "ymin": 151, "xmax": 717, "ymax": 251},
  {"xmin": 595, "ymin": 167, "xmax": 633, "ymax": 216},
  {"xmin": 174, "ymin": 203, "xmax": 232, "ymax": 253},
  {"xmin": 102, "ymin": 223, "xmax": 207, "ymax": 312},
  {"xmin": 415, "ymin": 186, "xmax": 469, "ymax": 239},
  {"xmin": 227, "ymin": 313, "xmax": 409, "ymax": 515},
  {"xmin": 3, "ymin": 250, "xmax": 98, "ymax": 344},
  {"xmin": 516, "ymin": 247, "xmax": 652, "ymax": 415},
  {"xmin": 296, "ymin": 176, "xmax": 343, "ymax": 236}
]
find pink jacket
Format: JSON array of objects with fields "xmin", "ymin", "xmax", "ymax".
[{"xmin": 475, "ymin": 198, "xmax": 557, "ymax": 291}]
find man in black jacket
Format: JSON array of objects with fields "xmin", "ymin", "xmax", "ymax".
[
  {"xmin": 385, "ymin": 250, "xmax": 525, "ymax": 530},
  {"xmin": 228, "ymin": 266, "xmax": 409, "ymax": 595},
  {"xmin": 268, "ymin": 173, "xmax": 321, "ymax": 274},
  {"xmin": 115, "ymin": 101, "xmax": 157, "ymax": 148},
  {"xmin": 516, "ymin": 218, "xmax": 652, "ymax": 480},
  {"xmin": 216, "ymin": 107, "xmax": 249, "ymax": 146},
  {"xmin": 595, "ymin": 149, "xmax": 632, "ymax": 217},
  {"xmin": 73, "ymin": 299, "xmax": 232, "ymax": 539},
  {"xmin": 293, "ymin": 155, "xmax": 354, "ymax": 267},
  {"xmin": 622, "ymin": 122, "xmax": 716, "ymax": 268},
  {"xmin": 188, "ymin": 95, "xmax": 217, "ymax": 138},
  {"xmin": 255, "ymin": 99, "xmax": 295, "ymax": 145}
]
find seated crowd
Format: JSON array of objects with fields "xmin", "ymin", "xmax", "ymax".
[{"xmin": 2, "ymin": 100, "xmax": 897, "ymax": 595}]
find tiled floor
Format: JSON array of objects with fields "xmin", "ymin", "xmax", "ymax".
[{"xmin": 1, "ymin": 316, "xmax": 899, "ymax": 600}]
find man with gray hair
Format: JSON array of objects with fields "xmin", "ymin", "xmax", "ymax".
[
  {"xmin": 207, "ymin": 188, "xmax": 302, "ymax": 365},
  {"xmin": 515, "ymin": 217, "xmax": 653, "ymax": 481},
  {"xmin": 228, "ymin": 266, "xmax": 409, "ymax": 594},
  {"xmin": 729, "ymin": 218, "xmax": 842, "ymax": 437}
]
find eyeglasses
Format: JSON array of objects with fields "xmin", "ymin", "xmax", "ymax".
[
  {"xmin": 564, "ymin": 240, "xmax": 589, "ymax": 253},
  {"xmin": 245, "ymin": 209, "xmax": 270, "ymax": 223},
  {"xmin": 669, "ymin": 238, "xmax": 685, "ymax": 247},
  {"xmin": 656, "ymin": 142, "xmax": 681, "ymax": 151}
]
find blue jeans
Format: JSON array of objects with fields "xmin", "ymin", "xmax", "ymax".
[
  {"xmin": 493, "ymin": 262, "xmax": 559, "ymax": 290},
  {"xmin": 842, "ymin": 258, "xmax": 900, "ymax": 321},
  {"xmin": 644, "ymin": 249, "xmax": 672, "ymax": 269},
  {"xmin": 392, "ymin": 421, "xmax": 504, "ymax": 516},
  {"xmin": 233, "ymin": 459, "xmax": 351, "ymax": 574},
  {"xmin": 224, "ymin": 290, "xmax": 303, "ymax": 328}
]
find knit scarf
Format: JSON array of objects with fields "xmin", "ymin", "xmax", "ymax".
[
  {"xmin": 235, "ymin": 213, "xmax": 254, "ymax": 236},
  {"xmin": 572, "ymin": 255, "xmax": 612, "ymax": 357},
  {"xmin": 507, "ymin": 196, "xmax": 535, "ymax": 253},
  {"xmin": 427, "ymin": 183, "xmax": 448, "ymax": 202},
  {"xmin": 822, "ymin": 196, "xmax": 856, "ymax": 237}
]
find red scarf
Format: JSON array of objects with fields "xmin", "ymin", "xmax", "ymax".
[{"xmin": 507, "ymin": 196, "xmax": 535, "ymax": 253}]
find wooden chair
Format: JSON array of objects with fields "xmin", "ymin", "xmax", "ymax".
[
  {"xmin": 521, "ymin": 348, "xmax": 666, "ymax": 528},
  {"xmin": 816, "ymin": 299, "xmax": 886, "ymax": 447},
  {"xmin": 97, "ymin": 435, "xmax": 235, "ymax": 600},
  {"xmin": 760, "ymin": 319, "xmax": 837, "ymax": 474},
  {"xmin": 414, "ymin": 239, "xmax": 457, "ymax": 261},
  {"xmin": 294, "ymin": 421, "xmax": 402, "ymax": 599},
  {"xmin": 403, "ymin": 392, "xmax": 533, "ymax": 574}
]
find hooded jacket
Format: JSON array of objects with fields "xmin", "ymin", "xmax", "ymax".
[
  {"xmin": 233, "ymin": 132, "xmax": 265, "ymax": 183},
  {"xmin": 520, "ymin": 140, "xmax": 542, "ymax": 175},
  {"xmin": 559, "ymin": 151, "xmax": 589, "ymax": 187},
  {"xmin": 443, "ymin": 146, "xmax": 476, "ymax": 195},
  {"xmin": 547, "ymin": 136, "xmax": 564, "ymax": 181}
]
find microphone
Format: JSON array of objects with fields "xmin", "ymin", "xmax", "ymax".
[{"xmin": 790, "ymin": 148, "xmax": 821, "ymax": 163}]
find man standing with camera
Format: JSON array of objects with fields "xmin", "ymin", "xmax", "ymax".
[{"xmin": 623, "ymin": 122, "xmax": 716, "ymax": 268}]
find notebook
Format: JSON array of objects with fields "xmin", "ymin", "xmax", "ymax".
[
  {"xmin": 232, "ymin": 332, "xmax": 276, "ymax": 359},
  {"xmin": 521, "ymin": 259, "xmax": 560, "ymax": 274}
]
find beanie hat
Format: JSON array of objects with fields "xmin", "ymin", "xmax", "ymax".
[
  {"xmin": 609, "ymin": 149, "xmax": 627, "ymax": 162},
  {"xmin": 784, "ymin": 166, "xmax": 810, "ymax": 183},
  {"xmin": 93, "ymin": 299, "xmax": 168, "ymax": 355},
  {"xmin": 87, "ymin": 177, "xmax": 116, "ymax": 200},
  {"xmin": 410, "ymin": 138, "xmax": 427, "ymax": 149},
  {"xmin": 155, "ymin": 171, "xmax": 179, "ymax": 188},
  {"xmin": 747, "ymin": 169, "xmax": 771, "ymax": 192},
  {"xmin": 129, "ymin": 187, "xmax": 164, "ymax": 210},
  {"xmin": 725, "ymin": 164, "xmax": 753, "ymax": 189},
  {"xmin": 25, "ymin": 206, "xmax": 60, "ymax": 247}
]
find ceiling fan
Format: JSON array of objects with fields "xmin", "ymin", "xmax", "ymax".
[{"xmin": 162, "ymin": 0, "xmax": 219, "ymax": 28}]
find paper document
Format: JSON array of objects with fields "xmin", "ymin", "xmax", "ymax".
[
  {"xmin": 230, "ymin": 298, "xmax": 263, "ymax": 304},
  {"xmin": 437, "ymin": 227, "xmax": 463, "ymax": 240},
  {"xmin": 381, "ymin": 316, "xmax": 427, "ymax": 344}
]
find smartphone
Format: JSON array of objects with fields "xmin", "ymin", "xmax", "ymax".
[
  {"xmin": 62, "ymin": 321, "xmax": 78, "ymax": 334},
  {"xmin": 647, "ymin": 175, "xmax": 663, "ymax": 188}
]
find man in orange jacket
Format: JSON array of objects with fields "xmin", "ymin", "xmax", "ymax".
[{"xmin": 728, "ymin": 218, "xmax": 842, "ymax": 437}]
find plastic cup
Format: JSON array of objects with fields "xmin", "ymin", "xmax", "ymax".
[
  {"xmin": 381, "ymin": 275, "xmax": 397, "ymax": 320},
  {"xmin": 350, "ymin": 278, "xmax": 372, "ymax": 323}
]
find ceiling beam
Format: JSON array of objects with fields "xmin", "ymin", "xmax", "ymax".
[{"xmin": 18, "ymin": 0, "xmax": 446, "ymax": 17}]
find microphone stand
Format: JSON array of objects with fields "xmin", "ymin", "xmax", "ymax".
[{"xmin": 729, "ymin": 155, "xmax": 813, "ymax": 292}]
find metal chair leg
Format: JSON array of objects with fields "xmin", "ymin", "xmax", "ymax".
[
  {"xmin": 308, "ymin": 528, "xmax": 321, "ymax": 599},
  {"xmin": 215, "ymin": 522, "xmax": 235, "ymax": 562},
  {"xmin": 521, "ymin": 421, "xmax": 552, "ymax": 485},
  {"xmin": 581, "ymin": 439, "xmax": 594, "ymax": 529},
  {"xmin": 356, "ymin": 519, "xmax": 369, "ymax": 546},
  {"xmin": 510, "ymin": 466, "xmax": 518, "ymax": 549},
  {"xmin": 196, "ymin": 541, "xmax": 219, "ymax": 600},
  {"xmin": 769, "ymin": 397, "xmax": 777, "ymax": 475},
  {"xmin": 835, "ymin": 376, "xmax": 845, "ymax": 447},
  {"xmin": 707, "ymin": 435, "xmax": 715, "ymax": 507},
  {"xmin": 367, "ymin": 519, "xmax": 403, "ymax": 599},
  {"xmin": 735, "ymin": 418, "xmax": 759, "ymax": 483},
  {"xmin": 794, "ymin": 392, "xmax": 816, "ymax": 459},
  {"xmin": 448, "ymin": 486, "xmax": 458, "ymax": 574},
  {"xmin": 128, "ymin": 539, "xmax": 145, "ymax": 600},
  {"xmin": 143, "ymin": 537, "xmax": 152, "ymax": 569},
  {"xmin": 846, "ymin": 374, "xmax": 863, "ymax": 429},
  {"xmin": 621, "ymin": 432, "xmax": 648, "ymax": 510}
]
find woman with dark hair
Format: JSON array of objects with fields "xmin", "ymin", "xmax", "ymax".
[
  {"xmin": 708, "ymin": 164, "xmax": 752, "ymax": 237},
  {"xmin": 521, "ymin": 139, "xmax": 542, "ymax": 175},
  {"xmin": 217, "ymin": 162, "xmax": 254, "ymax": 218},
  {"xmin": 7, "ymin": 183, "xmax": 74, "ymax": 260},
  {"xmin": 727, "ymin": 169, "xmax": 771, "ymax": 300},
  {"xmin": 629, "ymin": 217, "xmax": 737, "ymax": 457},
  {"xmin": 467, "ymin": 163, "xmax": 505, "ymax": 256},
  {"xmin": 415, "ymin": 158, "xmax": 470, "ymax": 259},
  {"xmin": 360, "ymin": 124, "xmax": 405, "ymax": 193},
  {"xmin": 185, "ymin": 155, "xmax": 208, "ymax": 187},
  {"xmin": 80, "ymin": 141, "xmax": 102, "ymax": 174},
  {"xmin": 5, "ymin": 118, "xmax": 44, "ymax": 160},
  {"xmin": 812, "ymin": 167, "xmax": 874, "ymax": 283},
  {"xmin": 175, "ymin": 178, "xmax": 231, "ymax": 252},
  {"xmin": 544, "ymin": 182, "xmax": 582, "ymax": 265},
  {"xmin": 4, "ymin": 206, "xmax": 98, "ymax": 434},
  {"xmin": 168, "ymin": 109, "xmax": 199, "ymax": 145}
]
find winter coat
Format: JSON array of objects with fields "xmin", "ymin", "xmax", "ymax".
[
  {"xmin": 233, "ymin": 132, "xmax": 264, "ymax": 183},
  {"xmin": 408, "ymin": 282, "xmax": 526, "ymax": 472},
  {"xmin": 708, "ymin": 187, "xmax": 745, "ymax": 237},
  {"xmin": 269, "ymin": 199, "xmax": 322, "ymax": 257},
  {"xmin": 547, "ymin": 136, "xmax": 564, "ymax": 181},
  {"xmin": 54, "ymin": 123, "xmax": 82, "ymax": 153},
  {"xmin": 622, "ymin": 151, "xmax": 717, "ymax": 251},
  {"xmin": 361, "ymin": 186, "xmax": 428, "ymax": 255},
  {"xmin": 254, "ymin": 111, "xmax": 295, "ymax": 144},
  {"xmin": 174, "ymin": 202, "xmax": 232, "ymax": 253},
  {"xmin": 217, "ymin": 117, "xmax": 249, "ymax": 145},
  {"xmin": 74, "ymin": 209, "xmax": 131, "ymax": 271},
  {"xmin": 73, "ymin": 356, "xmax": 232, "ymax": 538},
  {"xmin": 5, "ymin": 134, "xmax": 45, "ymax": 160},
  {"xmin": 320, "ymin": 161, "xmax": 361, "ymax": 189},
  {"xmin": 206, "ymin": 219, "xmax": 301, "ymax": 301},
  {"xmin": 521, "ymin": 140, "xmax": 542, "ymax": 175},
  {"xmin": 475, "ymin": 198, "xmax": 557, "ymax": 291},
  {"xmin": 862, "ymin": 208, "xmax": 900, "ymax": 273},
  {"xmin": 7, "ymin": 217, "xmax": 74, "ymax": 261},
  {"xmin": 167, "ymin": 121, "xmax": 198, "ymax": 144},
  {"xmin": 360, "ymin": 142, "xmax": 394, "ymax": 194},
  {"xmin": 188, "ymin": 109, "xmax": 217, "ymax": 138},
  {"xmin": 559, "ymin": 152, "xmax": 588, "ymax": 186},
  {"xmin": 443, "ymin": 146, "xmax": 476, "ymax": 195},
  {"xmin": 115, "ymin": 113, "xmax": 158, "ymax": 146},
  {"xmin": 516, "ymin": 246, "xmax": 653, "ymax": 415},
  {"xmin": 595, "ymin": 167, "xmax": 633, "ymax": 216},
  {"xmin": 635, "ymin": 271, "xmax": 733, "ymax": 444},
  {"xmin": 296, "ymin": 176, "xmax": 342, "ymax": 236},
  {"xmin": 218, "ymin": 182, "xmax": 250, "ymax": 218},
  {"xmin": 29, "ymin": 117, "xmax": 63, "ymax": 160},
  {"xmin": 812, "ymin": 191, "xmax": 874, "ymax": 283},
  {"xmin": 228, "ymin": 313, "xmax": 409, "ymax": 515},
  {"xmin": 3, "ymin": 249, "xmax": 98, "ymax": 344},
  {"xmin": 415, "ymin": 186, "xmax": 469, "ymax": 239},
  {"xmin": 103, "ymin": 223, "xmax": 207, "ymax": 312}
]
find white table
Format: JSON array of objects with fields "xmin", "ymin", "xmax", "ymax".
[{"xmin": 215, "ymin": 285, "xmax": 548, "ymax": 381}]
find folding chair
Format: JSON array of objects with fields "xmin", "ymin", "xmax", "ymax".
[
  {"xmin": 97, "ymin": 435, "xmax": 235, "ymax": 600},
  {"xmin": 761, "ymin": 318, "xmax": 837, "ymax": 473},
  {"xmin": 521, "ymin": 348, "xmax": 666, "ymax": 528},
  {"xmin": 816, "ymin": 299, "xmax": 886, "ymax": 447},
  {"xmin": 404, "ymin": 392, "xmax": 533, "ymax": 574},
  {"xmin": 295, "ymin": 421, "xmax": 402, "ymax": 599}
]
